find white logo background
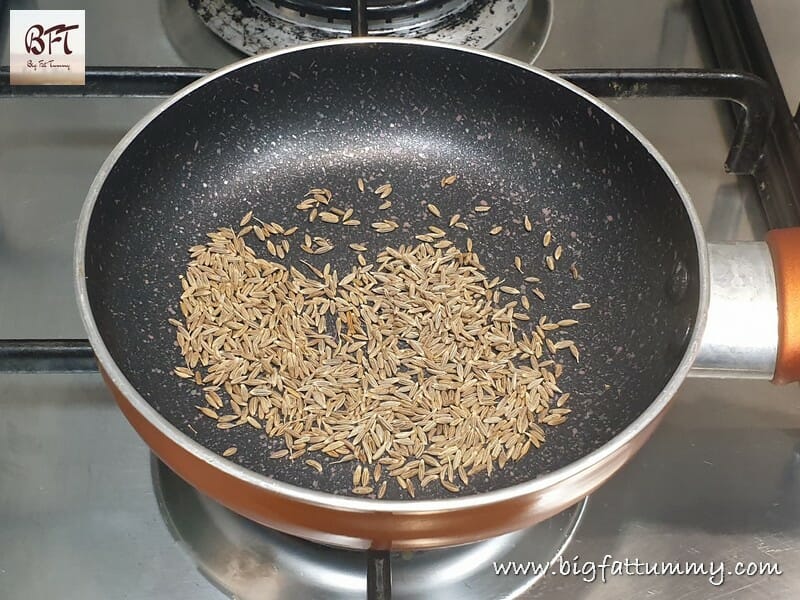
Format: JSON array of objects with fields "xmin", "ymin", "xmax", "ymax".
[{"xmin": 9, "ymin": 10, "xmax": 85, "ymax": 85}]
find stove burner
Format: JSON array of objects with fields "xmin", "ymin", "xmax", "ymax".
[
  {"xmin": 183, "ymin": 0, "xmax": 552, "ymax": 62},
  {"xmin": 251, "ymin": 0, "xmax": 480, "ymax": 35},
  {"xmin": 152, "ymin": 457, "xmax": 586, "ymax": 599},
  {"xmin": 265, "ymin": 0, "xmax": 464, "ymax": 21}
]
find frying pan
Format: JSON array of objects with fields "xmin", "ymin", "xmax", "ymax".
[{"xmin": 74, "ymin": 39, "xmax": 800, "ymax": 551}]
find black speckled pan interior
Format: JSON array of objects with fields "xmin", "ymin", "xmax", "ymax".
[{"xmin": 83, "ymin": 42, "xmax": 700, "ymax": 500}]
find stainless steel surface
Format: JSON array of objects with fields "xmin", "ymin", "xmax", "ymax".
[
  {"xmin": 161, "ymin": 0, "xmax": 243, "ymax": 66},
  {"xmin": 690, "ymin": 242, "xmax": 778, "ymax": 379},
  {"xmin": 0, "ymin": 375, "xmax": 210, "ymax": 599},
  {"xmin": 188, "ymin": 0, "xmax": 551, "ymax": 62},
  {"xmin": 753, "ymin": 0, "xmax": 800, "ymax": 109},
  {"xmin": 1, "ymin": 1, "xmax": 799, "ymax": 599},
  {"xmin": 155, "ymin": 458, "xmax": 585, "ymax": 599}
]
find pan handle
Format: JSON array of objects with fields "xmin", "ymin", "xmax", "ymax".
[
  {"xmin": 689, "ymin": 229, "xmax": 800, "ymax": 383},
  {"xmin": 689, "ymin": 241, "xmax": 777, "ymax": 379}
]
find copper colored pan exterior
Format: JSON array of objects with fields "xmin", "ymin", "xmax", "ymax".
[{"xmin": 106, "ymin": 367, "xmax": 667, "ymax": 550}]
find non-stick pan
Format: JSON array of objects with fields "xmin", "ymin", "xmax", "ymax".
[{"xmin": 74, "ymin": 39, "xmax": 800, "ymax": 551}]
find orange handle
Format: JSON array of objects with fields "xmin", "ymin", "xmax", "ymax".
[{"xmin": 765, "ymin": 227, "xmax": 800, "ymax": 384}]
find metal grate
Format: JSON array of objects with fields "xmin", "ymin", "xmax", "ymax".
[
  {"xmin": 700, "ymin": 0, "xmax": 800, "ymax": 229},
  {"xmin": 0, "ymin": 64, "xmax": 777, "ymax": 376}
]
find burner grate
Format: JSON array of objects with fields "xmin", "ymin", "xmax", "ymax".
[
  {"xmin": 700, "ymin": 0, "xmax": 800, "ymax": 229},
  {"xmin": 0, "ymin": 66, "xmax": 775, "ymax": 379},
  {"xmin": 250, "ymin": 0, "xmax": 480, "ymax": 36},
  {"xmin": 187, "ymin": 0, "xmax": 546, "ymax": 56},
  {"xmin": 258, "ymin": 0, "xmax": 475, "ymax": 23},
  {"xmin": 152, "ymin": 456, "xmax": 587, "ymax": 600}
]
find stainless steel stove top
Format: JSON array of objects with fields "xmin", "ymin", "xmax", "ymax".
[{"xmin": 1, "ymin": 1, "xmax": 799, "ymax": 599}]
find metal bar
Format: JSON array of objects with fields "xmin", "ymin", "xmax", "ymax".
[
  {"xmin": 0, "ymin": 340, "xmax": 96, "ymax": 373},
  {"xmin": 699, "ymin": 0, "xmax": 800, "ymax": 228},
  {"xmin": 366, "ymin": 550, "xmax": 391, "ymax": 600},
  {"xmin": 0, "ymin": 66, "xmax": 772, "ymax": 175},
  {"xmin": 556, "ymin": 69, "xmax": 774, "ymax": 175},
  {"xmin": 0, "ymin": 67, "xmax": 213, "ymax": 98},
  {"xmin": 351, "ymin": 0, "xmax": 369, "ymax": 37}
]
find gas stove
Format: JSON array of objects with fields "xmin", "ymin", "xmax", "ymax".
[{"xmin": 2, "ymin": 1, "xmax": 800, "ymax": 599}]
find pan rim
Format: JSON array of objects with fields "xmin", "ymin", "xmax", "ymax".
[{"xmin": 74, "ymin": 37, "xmax": 709, "ymax": 514}]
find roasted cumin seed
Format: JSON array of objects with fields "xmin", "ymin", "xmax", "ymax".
[
  {"xmin": 305, "ymin": 459, "xmax": 323, "ymax": 473},
  {"xmin": 239, "ymin": 211, "xmax": 253, "ymax": 227},
  {"xmin": 173, "ymin": 181, "xmax": 584, "ymax": 498},
  {"xmin": 196, "ymin": 406, "xmax": 219, "ymax": 419}
]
